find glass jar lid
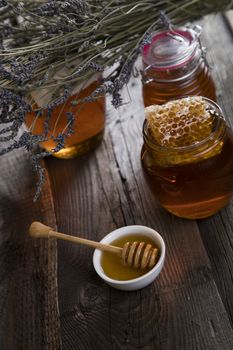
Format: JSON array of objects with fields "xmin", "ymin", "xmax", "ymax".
[{"xmin": 142, "ymin": 27, "xmax": 199, "ymax": 70}]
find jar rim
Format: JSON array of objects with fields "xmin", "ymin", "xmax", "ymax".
[
  {"xmin": 143, "ymin": 97, "xmax": 226, "ymax": 153},
  {"xmin": 142, "ymin": 27, "xmax": 199, "ymax": 71}
]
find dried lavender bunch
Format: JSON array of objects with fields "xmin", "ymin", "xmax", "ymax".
[{"xmin": 0, "ymin": 0, "xmax": 232, "ymax": 199}]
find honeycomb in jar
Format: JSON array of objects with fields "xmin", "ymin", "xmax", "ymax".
[{"xmin": 145, "ymin": 96, "xmax": 215, "ymax": 147}]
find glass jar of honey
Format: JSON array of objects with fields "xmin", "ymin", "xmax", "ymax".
[
  {"xmin": 25, "ymin": 77, "xmax": 105, "ymax": 159},
  {"xmin": 142, "ymin": 26, "xmax": 216, "ymax": 106},
  {"xmin": 141, "ymin": 96, "xmax": 233, "ymax": 219}
]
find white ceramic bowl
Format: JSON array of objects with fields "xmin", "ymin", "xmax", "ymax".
[{"xmin": 93, "ymin": 225, "xmax": 165, "ymax": 291}]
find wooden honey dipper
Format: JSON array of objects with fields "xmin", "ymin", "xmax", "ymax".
[{"xmin": 29, "ymin": 222, "xmax": 159, "ymax": 270}]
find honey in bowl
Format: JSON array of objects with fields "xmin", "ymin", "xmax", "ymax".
[
  {"xmin": 141, "ymin": 96, "xmax": 233, "ymax": 219},
  {"xmin": 101, "ymin": 234, "xmax": 159, "ymax": 281}
]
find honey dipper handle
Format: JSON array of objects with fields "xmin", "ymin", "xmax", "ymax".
[{"xmin": 29, "ymin": 222, "xmax": 122, "ymax": 255}]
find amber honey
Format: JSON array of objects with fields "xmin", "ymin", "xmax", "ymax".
[
  {"xmin": 101, "ymin": 234, "xmax": 158, "ymax": 280},
  {"xmin": 141, "ymin": 97, "xmax": 233, "ymax": 219},
  {"xmin": 143, "ymin": 62, "xmax": 216, "ymax": 106},
  {"xmin": 25, "ymin": 81, "xmax": 105, "ymax": 158}
]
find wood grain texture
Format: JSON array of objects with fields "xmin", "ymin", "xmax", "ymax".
[
  {"xmin": 197, "ymin": 13, "xmax": 233, "ymax": 326},
  {"xmin": 46, "ymin": 18, "xmax": 233, "ymax": 348},
  {"xmin": 0, "ymin": 148, "xmax": 61, "ymax": 349}
]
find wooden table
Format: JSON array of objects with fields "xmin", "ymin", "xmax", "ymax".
[{"xmin": 1, "ymin": 13, "xmax": 233, "ymax": 350}]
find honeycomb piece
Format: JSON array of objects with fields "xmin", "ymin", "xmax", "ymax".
[{"xmin": 145, "ymin": 97, "xmax": 214, "ymax": 147}]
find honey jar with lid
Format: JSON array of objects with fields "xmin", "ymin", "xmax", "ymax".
[
  {"xmin": 142, "ymin": 26, "xmax": 216, "ymax": 106},
  {"xmin": 141, "ymin": 96, "xmax": 233, "ymax": 219}
]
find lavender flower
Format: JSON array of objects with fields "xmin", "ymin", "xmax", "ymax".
[
  {"xmin": 0, "ymin": 0, "xmax": 7, "ymax": 8},
  {"xmin": 159, "ymin": 11, "xmax": 173, "ymax": 29},
  {"xmin": 0, "ymin": 89, "xmax": 30, "ymax": 141}
]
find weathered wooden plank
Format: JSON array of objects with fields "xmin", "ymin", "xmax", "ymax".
[
  {"xmin": 0, "ymin": 148, "xmax": 61, "ymax": 349},
  {"xmin": 224, "ymin": 10, "xmax": 233, "ymax": 32},
  {"xmin": 46, "ymin": 42, "xmax": 233, "ymax": 348},
  {"xmin": 197, "ymin": 13, "xmax": 233, "ymax": 326},
  {"xmin": 55, "ymin": 278, "xmax": 233, "ymax": 350}
]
